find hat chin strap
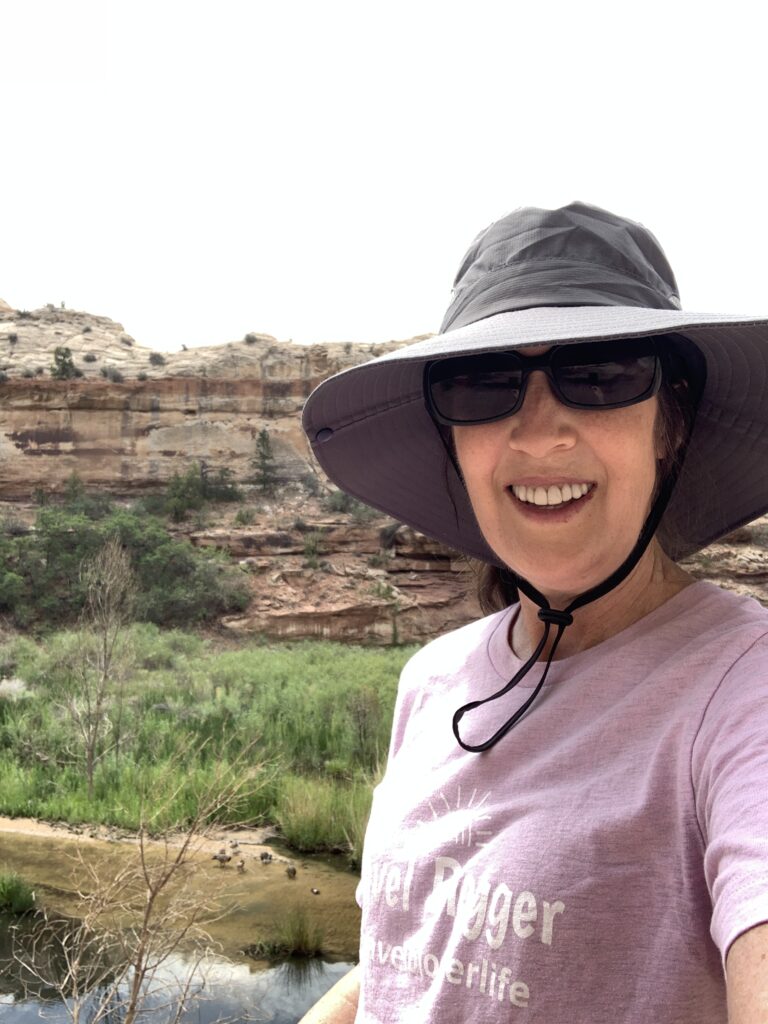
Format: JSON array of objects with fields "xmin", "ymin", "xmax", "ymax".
[{"xmin": 452, "ymin": 470, "xmax": 678, "ymax": 753}]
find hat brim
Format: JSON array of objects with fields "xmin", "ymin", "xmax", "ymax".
[{"xmin": 302, "ymin": 306, "xmax": 768, "ymax": 562}]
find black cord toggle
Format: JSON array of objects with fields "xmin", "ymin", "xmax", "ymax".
[{"xmin": 537, "ymin": 608, "xmax": 574, "ymax": 627}]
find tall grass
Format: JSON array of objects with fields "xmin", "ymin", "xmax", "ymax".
[
  {"xmin": 0, "ymin": 629, "xmax": 414, "ymax": 859},
  {"xmin": 275, "ymin": 774, "xmax": 376, "ymax": 854},
  {"xmin": 244, "ymin": 907, "xmax": 324, "ymax": 959},
  {"xmin": 0, "ymin": 871, "xmax": 36, "ymax": 914}
]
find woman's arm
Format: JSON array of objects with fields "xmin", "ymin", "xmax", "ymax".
[
  {"xmin": 727, "ymin": 922, "xmax": 768, "ymax": 1023},
  {"xmin": 297, "ymin": 964, "xmax": 361, "ymax": 1024}
]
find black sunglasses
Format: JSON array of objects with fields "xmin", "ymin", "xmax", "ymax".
[{"xmin": 424, "ymin": 338, "xmax": 662, "ymax": 426}]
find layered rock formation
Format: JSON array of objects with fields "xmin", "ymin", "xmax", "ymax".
[{"xmin": 0, "ymin": 304, "xmax": 419, "ymax": 499}]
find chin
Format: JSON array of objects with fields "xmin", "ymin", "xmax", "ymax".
[{"xmin": 498, "ymin": 548, "xmax": 623, "ymax": 601}]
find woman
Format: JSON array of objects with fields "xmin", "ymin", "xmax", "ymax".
[{"xmin": 300, "ymin": 202, "xmax": 768, "ymax": 1022}]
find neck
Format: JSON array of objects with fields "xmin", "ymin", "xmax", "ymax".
[{"xmin": 510, "ymin": 541, "xmax": 695, "ymax": 661}]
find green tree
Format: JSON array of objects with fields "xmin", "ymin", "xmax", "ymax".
[
  {"xmin": 50, "ymin": 347, "xmax": 78, "ymax": 380},
  {"xmin": 252, "ymin": 428, "xmax": 278, "ymax": 494}
]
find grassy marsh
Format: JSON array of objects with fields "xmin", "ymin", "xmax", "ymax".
[{"xmin": 0, "ymin": 628, "xmax": 413, "ymax": 861}]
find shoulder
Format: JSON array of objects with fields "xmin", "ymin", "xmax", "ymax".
[
  {"xmin": 399, "ymin": 605, "xmax": 515, "ymax": 685},
  {"xmin": 670, "ymin": 581, "xmax": 768, "ymax": 662}
]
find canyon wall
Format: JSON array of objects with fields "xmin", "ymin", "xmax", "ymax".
[{"xmin": 0, "ymin": 304, "xmax": 417, "ymax": 498}]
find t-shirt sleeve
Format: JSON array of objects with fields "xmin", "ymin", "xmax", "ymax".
[{"xmin": 692, "ymin": 632, "xmax": 768, "ymax": 966}]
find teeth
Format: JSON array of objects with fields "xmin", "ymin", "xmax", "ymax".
[{"xmin": 512, "ymin": 483, "xmax": 592, "ymax": 506}]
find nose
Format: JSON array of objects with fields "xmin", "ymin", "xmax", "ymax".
[{"xmin": 506, "ymin": 371, "xmax": 577, "ymax": 458}]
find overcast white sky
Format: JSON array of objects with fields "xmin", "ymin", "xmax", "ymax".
[{"xmin": 1, "ymin": 0, "xmax": 766, "ymax": 351}]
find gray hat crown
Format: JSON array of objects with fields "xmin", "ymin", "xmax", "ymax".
[{"xmin": 442, "ymin": 201, "xmax": 682, "ymax": 333}]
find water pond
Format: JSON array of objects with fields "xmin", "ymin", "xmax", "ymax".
[{"xmin": 0, "ymin": 823, "xmax": 360, "ymax": 1024}]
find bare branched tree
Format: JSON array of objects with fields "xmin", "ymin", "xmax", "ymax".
[
  {"xmin": 12, "ymin": 743, "xmax": 265, "ymax": 1024},
  {"xmin": 64, "ymin": 535, "xmax": 137, "ymax": 796}
]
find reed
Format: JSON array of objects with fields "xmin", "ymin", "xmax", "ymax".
[
  {"xmin": 244, "ymin": 907, "xmax": 324, "ymax": 959},
  {"xmin": 0, "ymin": 871, "xmax": 36, "ymax": 914}
]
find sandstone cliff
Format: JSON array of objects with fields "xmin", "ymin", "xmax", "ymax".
[{"xmin": 0, "ymin": 303, "xmax": 420, "ymax": 498}]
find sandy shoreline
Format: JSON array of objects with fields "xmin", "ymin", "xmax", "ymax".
[{"xmin": 0, "ymin": 814, "xmax": 278, "ymax": 857}]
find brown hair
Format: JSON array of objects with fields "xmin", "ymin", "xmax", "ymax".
[{"xmin": 474, "ymin": 335, "xmax": 705, "ymax": 614}]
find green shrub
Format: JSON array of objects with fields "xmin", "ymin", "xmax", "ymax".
[
  {"xmin": 163, "ymin": 465, "xmax": 242, "ymax": 521},
  {"xmin": 0, "ymin": 871, "xmax": 35, "ymax": 914},
  {"xmin": 0, "ymin": 497, "xmax": 249, "ymax": 628},
  {"xmin": 202, "ymin": 466, "xmax": 242, "ymax": 503},
  {"xmin": 235, "ymin": 508, "xmax": 255, "ymax": 526},
  {"xmin": 300, "ymin": 474, "xmax": 320, "ymax": 496},
  {"xmin": 149, "ymin": 352, "xmax": 166, "ymax": 366},
  {"xmin": 323, "ymin": 489, "xmax": 377, "ymax": 522},
  {"xmin": 244, "ymin": 332, "xmax": 259, "ymax": 344},
  {"xmin": 8, "ymin": 332, "xmax": 18, "ymax": 344},
  {"xmin": 137, "ymin": 371, "xmax": 148, "ymax": 381},
  {"xmin": 81, "ymin": 325, "xmax": 92, "ymax": 334},
  {"xmin": 0, "ymin": 371, "xmax": 8, "ymax": 383},
  {"xmin": 50, "ymin": 347, "xmax": 78, "ymax": 380},
  {"xmin": 100, "ymin": 366, "xmax": 124, "ymax": 383},
  {"xmin": 302, "ymin": 532, "xmax": 323, "ymax": 569},
  {"xmin": 82, "ymin": 352, "xmax": 97, "ymax": 363}
]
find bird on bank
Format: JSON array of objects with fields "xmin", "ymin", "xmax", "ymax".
[
  {"xmin": 236, "ymin": 858, "xmax": 246, "ymax": 873},
  {"xmin": 259, "ymin": 851, "xmax": 273, "ymax": 863},
  {"xmin": 286, "ymin": 865, "xmax": 297, "ymax": 879},
  {"xmin": 212, "ymin": 849, "xmax": 232, "ymax": 867}
]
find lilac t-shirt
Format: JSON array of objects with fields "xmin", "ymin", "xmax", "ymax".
[{"xmin": 356, "ymin": 582, "xmax": 768, "ymax": 1023}]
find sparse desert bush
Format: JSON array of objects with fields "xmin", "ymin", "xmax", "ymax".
[
  {"xmin": 149, "ymin": 352, "xmax": 166, "ymax": 366},
  {"xmin": 235, "ymin": 507, "xmax": 256, "ymax": 526},
  {"xmin": 324, "ymin": 489, "xmax": 378, "ymax": 523},
  {"xmin": 83, "ymin": 352, "xmax": 98, "ymax": 362},
  {"xmin": 100, "ymin": 366, "xmax": 125, "ymax": 383}
]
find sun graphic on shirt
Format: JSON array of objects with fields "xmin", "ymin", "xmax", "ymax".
[{"xmin": 427, "ymin": 785, "xmax": 493, "ymax": 848}]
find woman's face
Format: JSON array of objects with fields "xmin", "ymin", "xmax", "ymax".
[{"xmin": 453, "ymin": 347, "xmax": 662, "ymax": 601}]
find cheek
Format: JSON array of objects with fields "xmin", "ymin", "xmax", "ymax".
[{"xmin": 452, "ymin": 425, "xmax": 501, "ymax": 490}]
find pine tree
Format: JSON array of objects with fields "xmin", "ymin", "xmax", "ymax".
[{"xmin": 252, "ymin": 428, "xmax": 278, "ymax": 494}]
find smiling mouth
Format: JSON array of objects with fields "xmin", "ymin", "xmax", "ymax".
[{"xmin": 509, "ymin": 483, "xmax": 595, "ymax": 508}]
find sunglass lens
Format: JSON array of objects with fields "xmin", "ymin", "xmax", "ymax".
[
  {"xmin": 553, "ymin": 345, "xmax": 657, "ymax": 407},
  {"xmin": 428, "ymin": 356, "xmax": 523, "ymax": 423}
]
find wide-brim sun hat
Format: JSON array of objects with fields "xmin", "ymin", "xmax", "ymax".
[{"xmin": 302, "ymin": 201, "xmax": 768, "ymax": 564}]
